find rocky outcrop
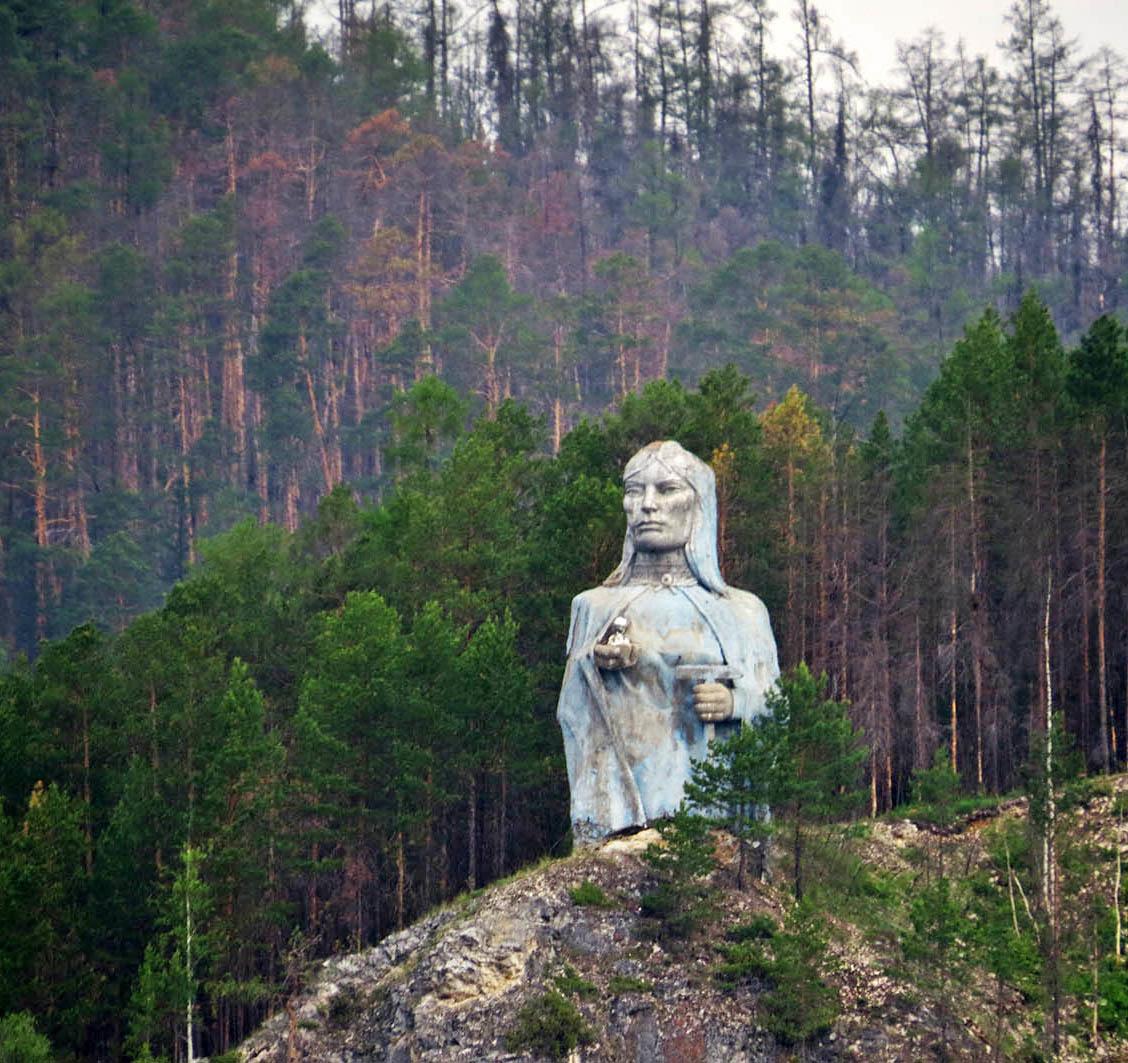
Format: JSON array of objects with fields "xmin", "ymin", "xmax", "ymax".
[{"xmin": 237, "ymin": 829, "xmax": 1003, "ymax": 1062}]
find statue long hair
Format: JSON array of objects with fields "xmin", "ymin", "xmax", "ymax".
[{"xmin": 603, "ymin": 440, "xmax": 728, "ymax": 595}]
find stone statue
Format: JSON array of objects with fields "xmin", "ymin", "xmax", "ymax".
[{"xmin": 557, "ymin": 440, "xmax": 780, "ymax": 845}]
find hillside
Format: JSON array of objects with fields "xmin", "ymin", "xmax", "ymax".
[{"xmin": 237, "ymin": 780, "xmax": 1128, "ymax": 1061}]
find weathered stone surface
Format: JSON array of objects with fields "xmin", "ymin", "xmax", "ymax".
[{"xmin": 557, "ymin": 441, "xmax": 780, "ymax": 844}]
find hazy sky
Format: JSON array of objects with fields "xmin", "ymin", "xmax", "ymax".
[
  {"xmin": 805, "ymin": 0, "xmax": 1128, "ymax": 82},
  {"xmin": 307, "ymin": 1, "xmax": 1128, "ymax": 82}
]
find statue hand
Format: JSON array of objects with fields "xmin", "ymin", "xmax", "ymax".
[
  {"xmin": 594, "ymin": 641, "xmax": 638, "ymax": 670},
  {"xmin": 693, "ymin": 681, "xmax": 734, "ymax": 723}
]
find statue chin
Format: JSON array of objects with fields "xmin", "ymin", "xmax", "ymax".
[{"xmin": 556, "ymin": 440, "xmax": 780, "ymax": 846}]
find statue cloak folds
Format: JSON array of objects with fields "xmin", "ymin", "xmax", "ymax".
[{"xmin": 556, "ymin": 441, "xmax": 780, "ymax": 845}]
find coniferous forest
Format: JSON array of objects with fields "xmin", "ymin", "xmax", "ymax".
[{"xmin": 3, "ymin": 0, "xmax": 1128, "ymax": 1058}]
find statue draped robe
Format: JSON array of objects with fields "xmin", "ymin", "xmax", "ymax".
[{"xmin": 557, "ymin": 580, "xmax": 780, "ymax": 844}]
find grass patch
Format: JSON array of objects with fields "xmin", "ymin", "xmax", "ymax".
[
  {"xmin": 608, "ymin": 974, "xmax": 654, "ymax": 993},
  {"xmin": 553, "ymin": 964, "xmax": 597, "ymax": 998},
  {"xmin": 569, "ymin": 879, "xmax": 614, "ymax": 907},
  {"xmin": 798, "ymin": 832, "xmax": 913, "ymax": 940}
]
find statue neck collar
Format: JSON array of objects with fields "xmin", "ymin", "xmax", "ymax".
[{"xmin": 626, "ymin": 551, "xmax": 697, "ymax": 586}]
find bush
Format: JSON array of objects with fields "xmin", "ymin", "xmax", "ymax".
[
  {"xmin": 714, "ymin": 939, "xmax": 773, "ymax": 987},
  {"xmin": 505, "ymin": 991, "xmax": 594, "ymax": 1060},
  {"xmin": 0, "ymin": 1013, "xmax": 52, "ymax": 1063},
  {"xmin": 713, "ymin": 905, "xmax": 838, "ymax": 1045},
  {"xmin": 726, "ymin": 914, "xmax": 777, "ymax": 942},
  {"xmin": 569, "ymin": 879, "xmax": 614, "ymax": 907},
  {"xmin": 759, "ymin": 909, "xmax": 839, "ymax": 1045}
]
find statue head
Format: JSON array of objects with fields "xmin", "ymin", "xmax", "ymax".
[{"xmin": 604, "ymin": 440, "xmax": 727, "ymax": 594}]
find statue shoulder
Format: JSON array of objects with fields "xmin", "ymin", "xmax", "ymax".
[
  {"xmin": 723, "ymin": 586, "xmax": 771, "ymax": 622},
  {"xmin": 570, "ymin": 585, "xmax": 618, "ymax": 617},
  {"xmin": 566, "ymin": 586, "xmax": 622, "ymax": 654}
]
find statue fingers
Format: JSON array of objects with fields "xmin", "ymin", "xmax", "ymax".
[
  {"xmin": 693, "ymin": 684, "xmax": 734, "ymax": 720},
  {"xmin": 594, "ymin": 642, "xmax": 637, "ymax": 670}
]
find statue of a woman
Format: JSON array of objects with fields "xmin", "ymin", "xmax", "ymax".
[{"xmin": 557, "ymin": 440, "xmax": 779, "ymax": 844}]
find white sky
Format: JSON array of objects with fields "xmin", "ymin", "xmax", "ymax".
[
  {"xmin": 305, "ymin": 1, "xmax": 1128, "ymax": 82},
  {"xmin": 807, "ymin": 0, "xmax": 1128, "ymax": 82}
]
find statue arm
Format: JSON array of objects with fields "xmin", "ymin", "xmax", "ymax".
[{"xmin": 726, "ymin": 592, "xmax": 781, "ymax": 724}]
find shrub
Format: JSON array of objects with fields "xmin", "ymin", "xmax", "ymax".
[
  {"xmin": 0, "ymin": 1013, "xmax": 52, "ymax": 1063},
  {"xmin": 505, "ymin": 991, "xmax": 594, "ymax": 1060},
  {"xmin": 761, "ymin": 916, "xmax": 839, "ymax": 1045},
  {"xmin": 714, "ymin": 939, "xmax": 773, "ymax": 987},
  {"xmin": 713, "ymin": 905, "xmax": 838, "ymax": 1045},
  {"xmin": 726, "ymin": 914, "xmax": 777, "ymax": 942}
]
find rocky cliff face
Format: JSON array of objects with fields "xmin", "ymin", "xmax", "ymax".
[{"xmin": 237, "ymin": 825, "xmax": 1014, "ymax": 1062}]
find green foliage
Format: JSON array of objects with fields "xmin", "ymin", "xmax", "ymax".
[
  {"xmin": 726, "ymin": 914, "xmax": 777, "ymax": 942},
  {"xmin": 903, "ymin": 877, "xmax": 966, "ymax": 968},
  {"xmin": 759, "ymin": 910, "xmax": 840, "ymax": 1046},
  {"xmin": 640, "ymin": 808, "xmax": 717, "ymax": 940},
  {"xmin": 685, "ymin": 717, "xmax": 774, "ymax": 888},
  {"xmin": 715, "ymin": 903, "xmax": 838, "ymax": 1045},
  {"xmin": 909, "ymin": 747, "xmax": 963, "ymax": 828},
  {"xmin": 607, "ymin": 975, "xmax": 653, "ymax": 993},
  {"xmin": 552, "ymin": 965, "xmax": 596, "ymax": 998},
  {"xmin": 1067, "ymin": 315, "xmax": 1128, "ymax": 419},
  {"xmin": 0, "ymin": 1012, "xmax": 52, "ymax": 1063},
  {"xmin": 568, "ymin": 880, "xmax": 613, "ymax": 907},
  {"xmin": 1093, "ymin": 963, "xmax": 1128, "ymax": 1036},
  {"xmin": 714, "ymin": 938, "xmax": 773, "ymax": 987},
  {"xmin": 504, "ymin": 990, "xmax": 594, "ymax": 1060},
  {"xmin": 762, "ymin": 665, "xmax": 867, "ymax": 899},
  {"xmin": 385, "ymin": 376, "xmax": 468, "ymax": 477}
]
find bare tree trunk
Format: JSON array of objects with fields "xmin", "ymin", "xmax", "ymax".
[
  {"xmin": 300, "ymin": 329, "xmax": 336, "ymax": 493},
  {"xmin": 1042, "ymin": 567, "xmax": 1061, "ymax": 1057},
  {"xmin": 949, "ymin": 510, "xmax": 959, "ymax": 773},
  {"xmin": 915, "ymin": 610, "xmax": 928, "ymax": 771},
  {"xmin": 396, "ymin": 831, "xmax": 406, "ymax": 931},
  {"xmin": 466, "ymin": 773, "xmax": 478, "ymax": 891},
  {"xmin": 416, "ymin": 188, "xmax": 434, "ymax": 376},
  {"xmin": 31, "ymin": 387, "xmax": 50, "ymax": 642},
  {"xmin": 178, "ymin": 366, "xmax": 196, "ymax": 566},
  {"xmin": 785, "ymin": 459, "xmax": 797, "ymax": 665},
  {"xmin": 251, "ymin": 393, "xmax": 269, "ymax": 524},
  {"xmin": 967, "ymin": 431, "xmax": 984, "ymax": 790},
  {"xmin": 1097, "ymin": 431, "xmax": 1110, "ymax": 768},
  {"xmin": 1115, "ymin": 805, "xmax": 1123, "ymax": 958},
  {"xmin": 496, "ymin": 770, "xmax": 508, "ymax": 880},
  {"xmin": 221, "ymin": 210, "xmax": 247, "ymax": 487},
  {"xmin": 283, "ymin": 466, "xmax": 300, "ymax": 533},
  {"xmin": 78, "ymin": 697, "xmax": 93, "ymax": 875}
]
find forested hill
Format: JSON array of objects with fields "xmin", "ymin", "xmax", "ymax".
[
  {"xmin": 3, "ymin": 2, "xmax": 1128, "ymax": 1058},
  {"xmin": 2, "ymin": 0, "xmax": 1127, "ymax": 653}
]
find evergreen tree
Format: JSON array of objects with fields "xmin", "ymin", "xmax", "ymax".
[{"xmin": 764, "ymin": 664, "xmax": 866, "ymax": 900}]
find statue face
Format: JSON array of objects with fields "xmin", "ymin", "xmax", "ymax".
[{"xmin": 623, "ymin": 461, "xmax": 696, "ymax": 552}]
